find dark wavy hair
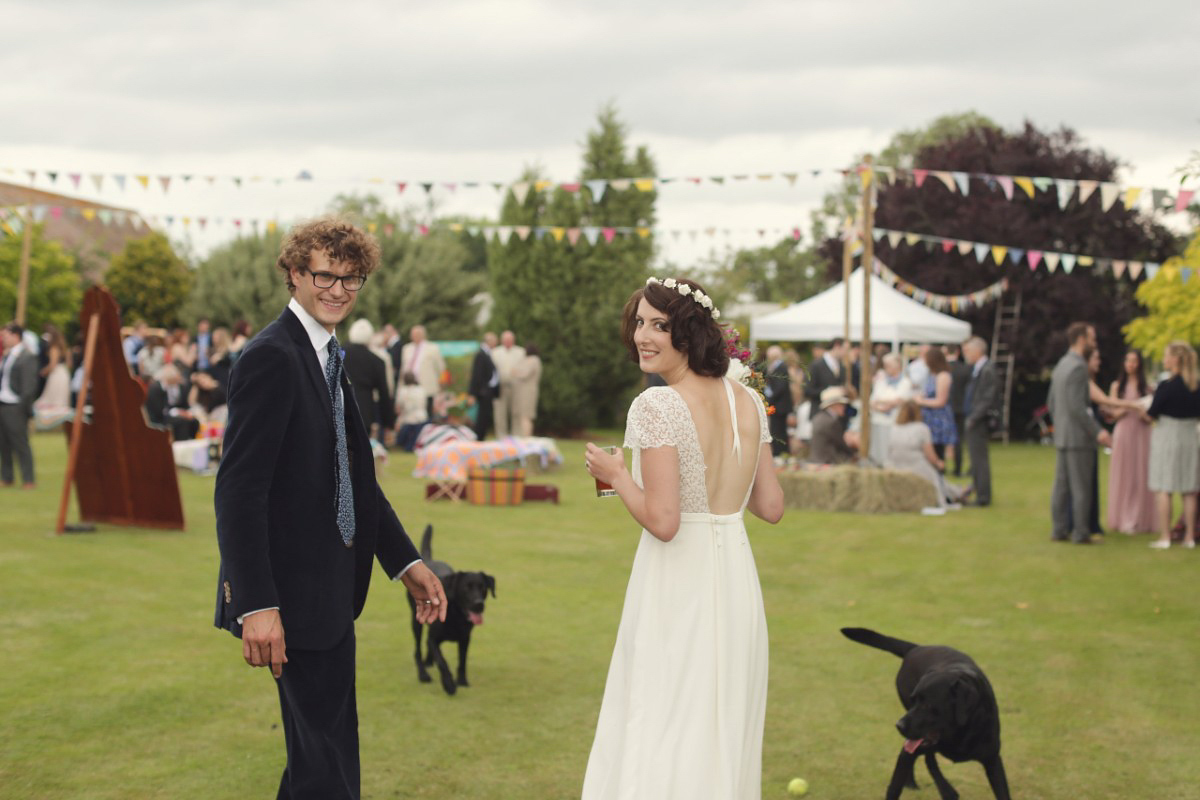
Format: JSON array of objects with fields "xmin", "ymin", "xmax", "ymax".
[
  {"xmin": 276, "ymin": 216, "xmax": 382, "ymax": 292},
  {"xmin": 620, "ymin": 278, "xmax": 729, "ymax": 378},
  {"xmin": 1117, "ymin": 348, "xmax": 1149, "ymax": 399}
]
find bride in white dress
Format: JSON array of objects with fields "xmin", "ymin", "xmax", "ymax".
[{"xmin": 582, "ymin": 277, "xmax": 785, "ymax": 799}]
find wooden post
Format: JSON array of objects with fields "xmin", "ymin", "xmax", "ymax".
[
  {"xmin": 859, "ymin": 158, "xmax": 876, "ymax": 460},
  {"xmin": 841, "ymin": 213, "xmax": 854, "ymax": 377},
  {"xmin": 56, "ymin": 312, "xmax": 100, "ymax": 534},
  {"xmin": 14, "ymin": 208, "xmax": 33, "ymax": 326}
]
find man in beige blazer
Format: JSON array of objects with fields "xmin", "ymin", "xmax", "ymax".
[
  {"xmin": 399, "ymin": 325, "xmax": 445, "ymax": 418},
  {"xmin": 489, "ymin": 330, "xmax": 525, "ymax": 438}
]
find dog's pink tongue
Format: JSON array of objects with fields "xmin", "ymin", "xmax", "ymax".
[
  {"xmin": 469, "ymin": 612, "xmax": 483, "ymax": 626},
  {"xmin": 903, "ymin": 738, "xmax": 924, "ymax": 755}
]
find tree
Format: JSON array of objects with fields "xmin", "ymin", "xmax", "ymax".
[
  {"xmin": 105, "ymin": 232, "xmax": 193, "ymax": 328},
  {"xmin": 182, "ymin": 228, "xmax": 289, "ymax": 330},
  {"xmin": 0, "ymin": 223, "xmax": 82, "ymax": 334},
  {"xmin": 1124, "ymin": 232, "xmax": 1200, "ymax": 357},
  {"xmin": 821, "ymin": 120, "xmax": 1179, "ymax": 431},
  {"xmin": 487, "ymin": 105, "xmax": 657, "ymax": 432}
]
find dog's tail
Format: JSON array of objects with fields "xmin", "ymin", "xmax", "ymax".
[
  {"xmin": 841, "ymin": 627, "xmax": 919, "ymax": 658},
  {"xmin": 420, "ymin": 524, "xmax": 433, "ymax": 561}
]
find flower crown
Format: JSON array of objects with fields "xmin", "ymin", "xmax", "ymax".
[{"xmin": 645, "ymin": 277, "xmax": 721, "ymax": 320}]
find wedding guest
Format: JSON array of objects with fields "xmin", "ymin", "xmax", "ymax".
[
  {"xmin": 946, "ymin": 343, "xmax": 972, "ymax": 477},
  {"xmin": 915, "ymin": 346, "xmax": 957, "ymax": 462},
  {"xmin": 887, "ymin": 400, "xmax": 967, "ymax": 509},
  {"xmin": 36, "ymin": 324, "xmax": 71, "ymax": 412},
  {"xmin": 763, "ymin": 345, "xmax": 792, "ymax": 457},
  {"xmin": 1146, "ymin": 341, "xmax": 1200, "ymax": 549},
  {"xmin": 187, "ymin": 369, "xmax": 227, "ymax": 426},
  {"xmin": 868, "ymin": 352, "xmax": 913, "ymax": 465},
  {"xmin": 207, "ymin": 327, "xmax": 233, "ymax": 391},
  {"xmin": 194, "ymin": 318, "xmax": 212, "ymax": 371},
  {"xmin": 490, "ymin": 330, "xmax": 525, "ymax": 438},
  {"xmin": 229, "ymin": 320, "xmax": 253, "ymax": 362},
  {"xmin": 808, "ymin": 387, "xmax": 860, "ymax": 465},
  {"xmin": 393, "ymin": 373, "xmax": 429, "ymax": 452},
  {"xmin": 512, "ymin": 341, "xmax": 543, "ymax": 437},
  {"xmin": 137, "ymin": 333, "xmax": 167, "ymax": 382},
  {"xmin": 343, "ymin": 319, "xmax": 391, "ymax": 441},
  {"xmin": 145, "ymin": 364, "xmax": 199, "ymax": 441},
  {"xmin": 1105, "ymin": 349, "xmax": 1156, "ymax": 534},
  {"xmin": 168, "ymin": 328, "xmax": 195, "ymax": 375},
  {"xmin": 122, "ymin": 320, "xmax": 148, "ymax": 372},
  {"xmin": 0, "ymin": 322, "xmax": 38, "ymax": 487},
  {"xmin": 399, "ymin": 324, "xmax": 446, "ymax": 418}
]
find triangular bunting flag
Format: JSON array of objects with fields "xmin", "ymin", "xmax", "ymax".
[
  {"xmin": 549, "ymin": 227, "xmax": 565, "ymax": 243},
  {"xmin": 533, "ymin": 180, "xmax": 552, "ymax": 192},
  {"xmin": 1100, "ymin": 183, "xmax": 1121, "ymax": 211},
  {"xmin": 1032, "ymin": 177, "xmax": 1053, "ymax": 193},
  {"xmin": 872, "ymin": 227, "xmax": 885, "ymax": 241},
  {"xmin": 602, "ymin": 228, "xmax": 616, "ymax": 243},
  {"xmin": 511, "ymin": 182, "xmax": 531, "ymax": 206},
  {"xmin": 636, "ymin": 227, "xmax": 651, "ymax": 239},
  {"xmin": 782, "ymin": 172, "xmax": 798, "ymax": 186},
  {"xmin": 610, "ymin": 179, "xmax": 632, "ymax": 191},
  {"xmin": 1055, "ymin": 179, "xmax": 1076, "ymax": 210},
  {"xmin": 933, "ymin": 171, "xmax": 956, "ymax": 192},
  {"xmin": 1176, "ymin": 189, "xmax": 1195, "ymax": 212},
  {"xmin": 583, "ymin": 227, "xmax": 600, "ymax": 245},
  {"xmin": 1061, "ymin": 254, "xmax": 1077, "ymax": 273},
  {"xmin": 497, "ymin": 226, "xmax": 513, "ymax": 245},
  {"xmin": 158, "ymin": 176, "xmax": 171, "ymax": 192},
  {"xmin": 1122, "ymin": 187, "xmax": 1142, "ymax": 210},
  {"xmin": 420, "ymin": 182, "xmax": 434, "ymax": 194},
  {"xmin": 135, "ymin": 175, "xmax": 150, "ymax": 190},
  {"xmin": 904, "ymin": 232, "xmax": 921, "ymax": 246},
  {"xmin": 1112, "ymin": 260, "xmax": 1127, "ymax": 278},
  {"xmin": 90, "ymin": 174, "xmax": 104, "ymax": 192},
  {"xmin": 585, "ymin": 180, "xmax": 607, "ymax": 201},
  {"xmin": 443, "ymin": 182, "xmax": 457, "ymax": 193},
  {"xmin": 996, "ymin": 175, "xmax": 1014, "ymax": 200},
  {"xmin": 633, "ymin": 178, "xmax": 656, "ymax": 192},
  {"xmin": 68, "ymin": 173, "xmax": 81, "ymax": 190},
  {"xmin": 731, "ymin": 174, "xmax": 749, "ymax": 181},
  {"xmin": 396, "ymin": 182, "xmax": 407, "ymax": 194},
  {"xmin": 1044, "ymin": 253, "xmax": 1061, "ymax": 272},
  {"xmin": 1014, "ymin": 177, "xmax": 1035, "ymax": 198},
  {"xmin": 974, "ymin": 243, "xmax": 989, "ymax": 263},
  {"xmin": 1028, "ymin": 250, "xmax": 1043, "ymax": 271},
  {"xmin": 46, "ymin": 171, "xmax": 59, "ymax": 184},
  {"xmin": 952, "ymin": 171, "xmax": 969, "ymax": 195},
  {"xmin": 81, "ymin": 208, "xmax": 96, "ymax": 221},
  {"xmin": 1145, "ymin": 264, "xmax": 1160, "ymax": 280},
  {"xmin": 1128, "ymin": 261, "xmax": 1144, "ymax": 279},
  {"xmin": 887, "ymin": 231, "xmax": 902, "ymax": 248},
  {"xmin": 514, "ymin": 226, "xmax": 531, "ymax": 241},
  {"xmin": 233, "ymin": 177, "xmax": 242, "ymax": 188},
  {"xmin": 860, "ymin": 168, "xmax": 874, "ymax": 190},
  {"xmin": 1008, "ymin": 248, "xmax": 1024, "ymax": 265},
  {"xmin": 566, "ymin": 228, "xmax": 582, "ymax": 246},
  {"xmin": 1077, "ymin": 180, "xmax": 1099, "ymax": 204},
  {"xmin": 97, "ymin": 209, "xmax": 112, "ymax": 226},
  {"xmin": 912, "ymin": 169, "xmax": 928, "ymax": 187},
  {"xmin": 560, "ymin": 182, "xmax": 581, "ymax": 193},
  {"xmin": 940, "ymin": 238, "xmax": 954, "ymax": 253},
  {"xmin": 1077, "ymin": 255, "xmax": 1095, "ymax": 267},
  {"xmin": 1151, "ymin": 189, "xmax": 1169, "ymax": 209},
  {"xmin": 957, "ymin": 240, "xmax": 973, "ymax": 256},
  {"xmin": 991, "ymin": 245, "xmax": 1008, "ymax": 265}
]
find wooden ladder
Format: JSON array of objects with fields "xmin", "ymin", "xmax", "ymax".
[{"xmin": 989, "ymin": 290, "xmax": 1022, "ymax": 444}]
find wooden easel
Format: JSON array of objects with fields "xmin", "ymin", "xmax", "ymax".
[{"xmin": 56, "ymin": 287, "xmax": 185, "ymax": 533}]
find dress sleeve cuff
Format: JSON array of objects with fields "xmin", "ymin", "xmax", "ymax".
[{"xmin": 392, "ymin": 559, "xmax": 422, "ymax": 581}]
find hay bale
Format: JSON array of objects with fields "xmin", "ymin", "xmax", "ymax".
[{"xmin": 777, "ymin": 466, "xmax": 938, "ymax": 513}]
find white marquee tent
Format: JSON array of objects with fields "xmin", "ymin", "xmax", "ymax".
[{"xmin": 749, "ymin": 266, "xmax": 972, "ymax": 349}]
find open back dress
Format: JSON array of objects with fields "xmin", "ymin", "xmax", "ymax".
[{"xmin": 582, "ymin": 377, "xmax": 772, "ymax": 799}]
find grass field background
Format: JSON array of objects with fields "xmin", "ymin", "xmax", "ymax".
[{"xmin": 2, "ymin": 432, "xmax": 1198, "ymax": 799}]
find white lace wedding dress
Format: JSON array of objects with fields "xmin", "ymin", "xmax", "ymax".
[{"xmin": 582, "ymin": 377, "xmax": 772, "ymax": 800}]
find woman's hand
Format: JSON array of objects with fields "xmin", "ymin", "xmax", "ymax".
[{"xmin": 585, "ymin": 442, "xmax": 625, "ymax": 485}]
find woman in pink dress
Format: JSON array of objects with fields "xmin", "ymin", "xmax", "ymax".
[{"xmin": 1106, "ymin": 349, "xmax": 1157, "ymax": 534}]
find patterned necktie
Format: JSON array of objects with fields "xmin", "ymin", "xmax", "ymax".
[{"xmin": 325, "ymin": 336, "xmax": 356, "ymax": 546}]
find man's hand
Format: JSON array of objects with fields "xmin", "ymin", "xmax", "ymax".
[
  {"xmin": 1097, "ymin": 430, "xmax": 1113, "ymax": 448},
  {"xmin": 401, "ymin": 562, "xmax": 448, "ymax": 625},
  {"xmin": 241, "ymin": 609, "xmax": 287, "ymax": 679}
]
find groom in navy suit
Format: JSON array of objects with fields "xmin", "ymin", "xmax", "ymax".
[{"xmin": 214, "ymin": 217, "xmax": 446, "ymax": 799}]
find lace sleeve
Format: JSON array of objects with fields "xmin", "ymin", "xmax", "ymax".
[{"xmin": 623, "ymin": 388, "xmax": 680, "ymax": 450}]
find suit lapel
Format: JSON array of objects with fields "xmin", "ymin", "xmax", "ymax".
[{"xmin": 279, "ymin": 308, "xmax": 335, "ymax": 429}]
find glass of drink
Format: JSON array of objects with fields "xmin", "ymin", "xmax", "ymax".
[{"xmin": 594, "ymin": 445, "xmax": 620, "ymax": 497}]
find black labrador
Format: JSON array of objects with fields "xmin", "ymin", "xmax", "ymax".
[
  {"xmin": 841, "ymin": 627, "xmax": 1011, "ymax": 800},
  {"xmin": 407, "ymin": 525, "xmax": 495, "ymax": 696}
]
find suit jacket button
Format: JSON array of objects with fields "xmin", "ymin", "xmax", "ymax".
[{"xmin": 223, "ymin": 581, "xmax": 232, "ymax": 603}]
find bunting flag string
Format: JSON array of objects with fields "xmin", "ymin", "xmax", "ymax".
[
  {"xmin": 5, "ymin": 162, "xmax": 1192, "ymax": 216},
  {"xmin": 871, "ymin": 225, "xmax": 1162, "ymax": 282},
  {"xmin": 871, "ymin": 258, "xmax": 1007, "ymax": 313},
  {"xmin": 872, "ymin": 163, "xmax": 1196, "ymax": 215}
]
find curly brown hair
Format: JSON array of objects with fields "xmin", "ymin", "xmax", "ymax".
[
  {"xmin": 620, "ymin": 278, "xmax": 729, "ymax": 378},
  {"xmin": 276, "ymin": 216, "xmax": 382, "ymax": 292}
]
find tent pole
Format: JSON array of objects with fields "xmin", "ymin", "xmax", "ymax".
[{"xmin": 858, "ymin": 158, "xmax": 875, "ymax": 460}]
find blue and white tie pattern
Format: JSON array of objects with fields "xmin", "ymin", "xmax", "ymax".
[{"xmin": 326, "ymin": 336, "xmax": 355, "ymax": 546}]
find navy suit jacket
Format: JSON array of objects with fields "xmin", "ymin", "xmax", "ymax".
[{"xmin": 213, "ymin": 308, "xmax": 419, "ymax": 651}]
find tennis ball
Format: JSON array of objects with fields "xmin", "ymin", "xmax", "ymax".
[{"xmin": 787, "ymin": 777, "xmax": 809, "ymax": 796}]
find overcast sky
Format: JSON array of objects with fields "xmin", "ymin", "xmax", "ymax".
[{"xmin": 2, "ymin": 0, "xmax": 1197, "ymax": 265}]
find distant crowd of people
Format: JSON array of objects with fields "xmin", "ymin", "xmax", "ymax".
[
  {"xmin": 760, "ymin": 336, "xmax": 1000, "ymax": 511},
  {"xmin": 1048, "ymin": 322, "xmax": 1200, "ymax": 548}
]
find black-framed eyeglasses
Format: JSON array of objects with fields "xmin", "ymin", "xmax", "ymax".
[{"xmin": 309, "ymin": 271, "xmax": 367, "ymax": 292}]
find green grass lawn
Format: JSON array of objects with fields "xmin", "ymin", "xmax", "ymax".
[{"xmin": 2, "ymin": 432, "xmax": 1198, "ymax": 799}]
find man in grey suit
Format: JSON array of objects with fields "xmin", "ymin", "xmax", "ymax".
[
  {"xmin": 0, "ymin": 322, "xmax": 39, "ymax": 488},
  {"xmin": 962, "ymin": 337, "xmax": 1000, "ymax": 506},
  {"xmin": 1048, "ymin": 322, "xmax": 1111, "ymax": 543}
]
